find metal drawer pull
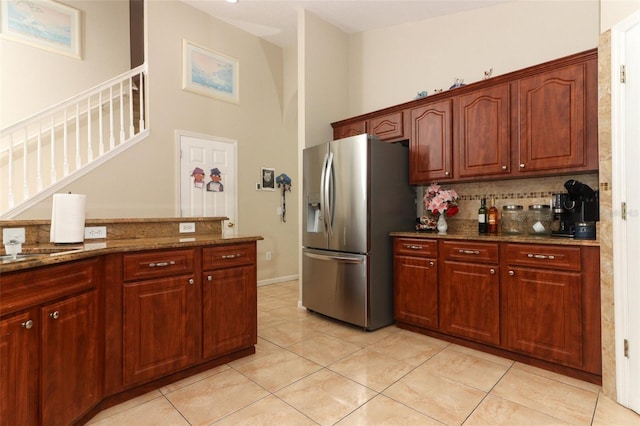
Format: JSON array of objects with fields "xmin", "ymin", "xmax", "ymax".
[
  {"xmin": 429, "ymin": 261, "xmax": 435, "ymax": 267},
  {"xmin": 222, "ymin": 253, "xmax": 242, "ymax": 259},
  {"xmin": 21, "ymin": 319, "xmax": 34, "ymax": 329},
  {"xmin": 404, "ymin": 244, "xmax": 423, "ymax": 250},
  {"xmin": 188, "ymin": 278, "xmax": 194, "ymax": 285},
  {"xmin": 527, "ymin": 253, "xmax": 555, "ymax": 260},
  {"xmin": 49, "ymin": 311, "xmax": 60, "ymax": 320},
  {"xmin": 459, "ymin": 249, "xmax": 480, "ymax": 255},
  {"xmin": 148, "ymin": 260, "xmax": 176, "ymax": 268},
  {"xmin": 490, "ymin": 269, "xmax": 496, "ymax": 274},
  {"xmin": 509, "ymin": 270, "xmax": 515, "ymax": 276}
]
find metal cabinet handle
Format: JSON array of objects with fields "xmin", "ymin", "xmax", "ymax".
[
  {"xmin": 444, "ymin": 171, "xmax": 450, "ymax": 176},
  {"xmin": 188, "ymin": 278, "xmax": 194, "ymax": 285},
  {"xmin": 404, "ymin": 244, "xmax": 423, "ymax": 250},
  {"xmin": 222, "ymin": 254, "xmax": 242, "ymax": 259},
  {"xmin": 501, "ymin": 165, "xmax": 508, "ymax": 170},
  {"xmin": 490, "ymin": 268, "xmax": 496, "ymax": 275},
  {"xmin": 509, "ymin": 270, "xmax": 515, "ymax": 276},
  {"xmin": 458, "ymin": 249, "xmax": 480, "ymax": 255},
  {"xmin": 527, "ymin": 253, "xmax": 555, "ymax": 260},
  {"xmin": 429, "ymin": 261, "xmax": 435, "ymax": 267},
  {"xmin": 21, "ymin": 319, "xmax": 34, "ymax": 329},
  {"xmin": 148, "ymin": 260, "xmax": 176, "ymax": 268},
  {"xmin": 519, "ymin": 163, "xmax": 525, "ymax": 168},
  {"xmin": 207, "ymin": 275, "xmax": 213, "ymax": 281},
  {"xmin": 49, "ymin": 311, "xmax": 60, "ymax": 320}
]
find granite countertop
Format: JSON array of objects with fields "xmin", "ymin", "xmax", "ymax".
[
  {"xmin": 0, "ymin": 217, "xmax": 263, "ymax": 273},
  {"xmin": 390, "ymin": 230, "xmax": 600, "ymax": 247}
]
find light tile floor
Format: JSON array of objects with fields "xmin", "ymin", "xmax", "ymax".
[{"xmin": 88, "ymin": 280, "xmax": 640, "ymax": 425}]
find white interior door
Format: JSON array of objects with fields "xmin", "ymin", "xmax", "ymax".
[
  {"xmin": 612, "ymin": 10, "xmax": 640, "ymax": 414},
  {"xmin": 178, "ymin": 131, "xmax": 237, "ymax": 236}
]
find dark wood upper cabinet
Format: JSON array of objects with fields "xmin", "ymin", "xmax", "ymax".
[
  {"xmin": 454, "ymin": 84, "xmax": 511, "ymax": 178},
  {"xmin": 368, "ymin": 111, "xmax": 405, "ymax": 142},
  {"xmin": 409, "ymin": 99, "xmax": 453, "ymax": 183},
  {"xmin": 515, "ymin": 57, "xmax": 598, "ymax": 174},
  {"xmin": 333, "ymin": 120, "xmax": 366, "ymax": 140}
]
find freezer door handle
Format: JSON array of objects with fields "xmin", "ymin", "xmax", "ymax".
[
  {"xmin": 323, "ymin": 152, "xmax": 334, "ymax": 236},
  {"xmin": 303, "ymin": 251, "xmax": 364, "ymax": 264}
]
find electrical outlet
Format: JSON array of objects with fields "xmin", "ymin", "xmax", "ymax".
[
  {"xmin": 84, "ymin": 226, "xmax": 107, "ymax": 239},
  {"xmin": 3, "ymin": 228, "xmax": 26, "ymax": 244},
  {"xmin": 265, "ymin": 251, "xmax": 272, "ymax": 260},
  {"xmin": 179, "ymin": 222, "xmax": 196, "ymax": 233}
]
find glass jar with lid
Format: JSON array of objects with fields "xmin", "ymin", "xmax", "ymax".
[
  {"xmin": 501, "ymin": 205, "xmax": 525, "ymax": 234},
  {"xmin": 526, "ymin": 204, "xmax": 552, "ymax": 235}
]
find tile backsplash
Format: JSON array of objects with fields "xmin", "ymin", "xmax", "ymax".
[{"xmin": 418, "ymin": 173, "xmax": 599, "ymax": 222}]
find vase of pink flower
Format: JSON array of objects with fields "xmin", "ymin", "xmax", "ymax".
[{"xmin": 424, "ymin": 183, "xmax": 459, "ymax": 233}]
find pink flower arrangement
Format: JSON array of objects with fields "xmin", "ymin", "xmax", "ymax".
[{"xmin": 424, "ymin": 183, "xmax": 459, "ymax": 217}]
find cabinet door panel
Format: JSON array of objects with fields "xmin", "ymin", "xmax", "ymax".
[
  {"xmin": 202, "ymin": 266, "xmax": 257, "ymax": 359},
  {"xmin": 123, "ymin": 276, "xmax": 198, "ymax": 386},
  {"xmin": 455, "ymin": 84, "xmax": 511, "ymax": 178},
  {"xmin": 504, "ymin": 267, "xmax": 582, "ymax": 366},
  {"xmin": 368, "ymin": 111, "xmax": 405, "ymax": 141},
  {"xmin": 440, "ymin": 261, "xmax": 500, "ymax": 345},
  {"xmin": 394, "ymin": 256, "xmax": 438, "ymax": 329},
  {"xmin": 41, "ymin": 291, "xmax": 101, "ymax": 426},
  {"xmin": 517, "ymin": 61, "xmax": 595, "ymax": 172},
  {"xmin": 334, "ymin": 121, "xmax": 366, "ymax": 140},
  {"xmin": 0, "ymin": 311, "xmax": 38, "ymax": 426},
  {"xmin": 410, "ymin": 100, "xmax": 452, "ymax": 183}
]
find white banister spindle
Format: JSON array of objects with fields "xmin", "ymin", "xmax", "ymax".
[
  {"xmin": 87, "ymin": 97, "xmax": 93, "ymax": 161},
  {"xmin": 8, "ymin": 134, "xmax": 14, "ymax": 208},
  {"xmin": 50, "ymin": 116, "xmax": 56, "ymax": 183},
  {"xmin": 63, "ymin": 109, "xmax": 69, "ymax": 175},
  {"xmin": 109, "ymin": 87, "xmax": 115, "ymax": 149},
  {"xmin": 128, "ymin": 77, "xmax": 135, "ymax": 138},
  {"xmin": 119, "ymin": 81, "xmax": 125, "ymax": 144},
  {"xmin": 37, "ymin": 122, "xmax": 43, "ymax": 191},
  {"xmin": 22, "ymin": 128, "xmax": 29, "ymax": 198},
  {"xmin": 98, "ymin": 91, "xmax": 104, "ymax": 155},
  {"xmin": 75, "ymin": 104, "xmax": 81, "ymax": 170},
  {"xmin": 138, "ymin": 72, "xmax": 145, "ymax": 130}
]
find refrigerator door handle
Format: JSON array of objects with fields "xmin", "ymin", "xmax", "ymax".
[
  {"xmin": 303, "ymin": 251, "xmax": 364, "ymax": 264},
  {"xmin": 323, "ymin": 151, "xmax": 334, "ymax": 236},
  {"xmin": 319, "ymin": 152, "xmax": 329, "ymax": 235}
]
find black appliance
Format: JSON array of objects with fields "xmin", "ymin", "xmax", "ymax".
[{"xmin": 551, "ymin": 179, "xmax": 599, "ymax": 238}]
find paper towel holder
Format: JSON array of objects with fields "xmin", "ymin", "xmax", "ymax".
[{"xmin": 50, "ymin": 192, "xmax": 87, "ymax": 244}]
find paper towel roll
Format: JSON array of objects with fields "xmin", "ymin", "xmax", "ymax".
[{"xmin": 50, "ymin": 193, "xmax": 86, "ymax": 243}]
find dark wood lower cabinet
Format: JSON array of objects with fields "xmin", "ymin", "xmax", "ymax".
[
  {"xmin": 393, "ymin": 237, "xmax": 601, "ymax": 384},
  {"xmin": 440, "ymin": 261, "xmax": 500, "ymax": 345},
  {"xmin": 0, "ymin": 310, "xmax": 38, "ymax": 426},
  {"xmin": 203, "ymin": 265, "xmax": 257, "ymax": 359},
  {"xmin": 41, "ymin": 291, "xmax": 102, "ymax": 426},
  {"xmin": 123, "ymin": 275, "xmax": 199, "ymax": 386}
]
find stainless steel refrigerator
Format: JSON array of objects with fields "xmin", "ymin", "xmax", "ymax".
[{"xmin": 302, "ymin": 134, "xmax": 416, "ymax": 330}]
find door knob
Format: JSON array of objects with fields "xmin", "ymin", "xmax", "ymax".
[{"xmin": 49, "ymin": 311, "xmax": 60, "ymax": 320}]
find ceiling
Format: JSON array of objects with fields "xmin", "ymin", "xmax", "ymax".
[{"xmin": 180, "ymin": 0, "xmax": 510, "ymax": 47}]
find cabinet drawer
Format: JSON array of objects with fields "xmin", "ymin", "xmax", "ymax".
[
  {"xmin": 394, "ymin": 238, "xmax": 437, "ymax": 258},
  {"xmin": 123, "ymin": 249, "xmax": 195, "ymax": 281},
  {"xmin": 441, "ymin": 241, "xmax": 499, "ymax": 263},
  {"xmin": 0, "ymin": 259, "xmax": 99, "ymax": 316},
  {"xmin": 504, "ymin": 244, "xmax": 581, "ymax": 271},
  {"xmin": 202, "ymin": 243, "xmax": 256, "ymax": 270}
]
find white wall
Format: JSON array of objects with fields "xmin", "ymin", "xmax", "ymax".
[
  {"xmin": 348, "ymin": 0, "xmax": 600, "ymax": 115},
  {"xmin": 12, "ymin": 1, "xmax": 299, "ymax": 282},
  {"xmin": 0, "ymin": 0, "xmax": 130, "ymax": 127},
  {"xmin": 601, "ymin": 0, "xmax": 640, "ymax": 31}
]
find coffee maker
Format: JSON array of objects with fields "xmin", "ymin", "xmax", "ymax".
[{"xmin": 551, "ymin": 179, "xmax": 599, "ymax": 238}]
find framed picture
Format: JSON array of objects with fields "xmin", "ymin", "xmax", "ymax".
[
  {"xmin": 182, "ymin": 39, "xmax": 239, "ymax": 104},
  {"xmin": 261, "ymin": 167, "xmax": 275, "ymax": 191},
  {"xmin": 0, "ymin": 0, "xmax": 81, "ymax": 59}
]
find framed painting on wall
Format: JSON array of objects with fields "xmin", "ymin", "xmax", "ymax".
[
  {"xmin": 182, "ymin": 39, "xmax": 239, "ymax": 104},
  {"xmin": 261, "ymin": 167, "xmax": 275, "ymax": 191},
  {"xmin": 0, "ymin": 0, "xmax": 82, "ymax": 59}
]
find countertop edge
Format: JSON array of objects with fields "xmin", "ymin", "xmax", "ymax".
[{"xmin": 390, "ymin": 231, "xmax": 600, "ymax": 247}]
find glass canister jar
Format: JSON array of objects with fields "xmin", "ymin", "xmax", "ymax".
[
  {"xmin": 501, "ymin": 205, "xmax": 525, "ymax": 234},
  {"xmin": 526, "ymin": 204, "xmax": 552, "ymax": 235}
]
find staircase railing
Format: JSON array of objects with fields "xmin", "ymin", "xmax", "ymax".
[{"xmin": 1, "ymin": 64, "xmax": 148, "ymax": 218}]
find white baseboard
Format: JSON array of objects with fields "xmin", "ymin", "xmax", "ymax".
[{"xmin": 257, "ymin": 274, "xmax": 299, "ymax": 287}]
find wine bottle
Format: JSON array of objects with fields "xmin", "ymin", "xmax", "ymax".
[
  {"xmin": 488, "ymin": 197, "xmax": 498, "ymax": 233},
  {"xmin": 478, "ymin": 198, "xmax": 488, "ymax": 234}
]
